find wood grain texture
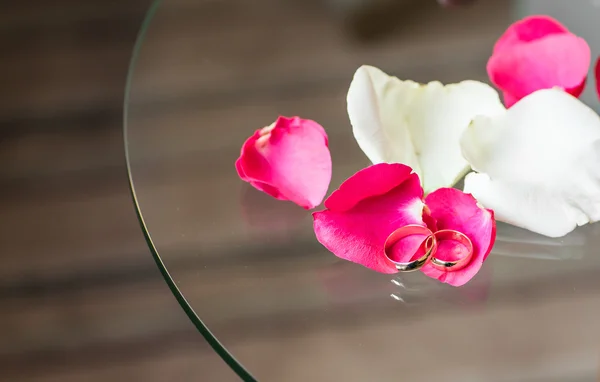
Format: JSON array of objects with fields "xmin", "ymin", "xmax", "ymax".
[{"xmin": 16, "ymin": 0, "xmax": 600, "ymax": 381}]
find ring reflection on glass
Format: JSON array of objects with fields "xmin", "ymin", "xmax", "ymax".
[
  {"xmin": 430, "ymin": 230, "xmax": 473, "ymax": 271},
  {"xmin": 384, "ymin": 225, "xmax": 437, "ymax": 272}
]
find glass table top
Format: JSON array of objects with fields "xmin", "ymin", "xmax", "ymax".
[{"xmin": 124, "ymin": 0, "xmax": 600, "ymax": 380}]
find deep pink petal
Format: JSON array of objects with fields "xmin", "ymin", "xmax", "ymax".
[
  {"xmin": 500, "ymin": 91, "xmax": 520, "ymax": 110},
  {"xmin": 236, "ymin": 132, "xmax": 287, "ymax": 199},
  {"xmin": 236, "ymin": 132, "xmax": 285, "ymax": 200},
  {"xmin": 493, "ymin": 15, "xmax": 569, "ymax": 53},
  {"xmin": 236, "ymin": 116, "xmax": 332, "ymax": 209},
  {"xmin": 235, "ymin": 131, "xmax": 260, "ymax": 181},
  {"xmin": 313, "ymin": 164, "xmax": 425, "ymax": 274},
  {"xmin": 422, "ymin": 205, "xmax": 438, "ymax": 232},
  {"xmin": 595, "ymin": 57, "xmax": 600, "ymax": 101},
  {"xmin": 488, "ymin": 33, "xmax": 590, "ymax": 107},
  {"xmin": 421, "ymin": 188, "xmax": 496, "ymax": 287},
  {"xmin": 325, "ymin": 163, "xmax": 419, "ymax": 212}
]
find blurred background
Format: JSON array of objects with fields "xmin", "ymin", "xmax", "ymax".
[
  {"xmin": 1, "ymin": 0, "xmax": 239, "ymax": 381},
  {"xmin": 2, "ymin": 0, "xmax": 599, "ymax": 381}
]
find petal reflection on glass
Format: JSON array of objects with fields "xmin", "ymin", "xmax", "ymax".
[
  {"xmin": 492, "ymin": 222, "xmax": 586, "ymax": 260},
  {"xmin": 389, "ymin": 269, "xmax": 491, "ymax": 307}
]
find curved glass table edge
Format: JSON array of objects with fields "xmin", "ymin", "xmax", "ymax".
[{"xmin": 123, "ymin": 1, "xmax": 257, "ymax": 380}]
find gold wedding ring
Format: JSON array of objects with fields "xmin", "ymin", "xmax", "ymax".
[
  {"xmin": 384, "ymin": 225, "xmax": 437, "ymax": 272},
  {"xmin": 430, "ymin": 229, "xmax": 474, "ymax": 271}
]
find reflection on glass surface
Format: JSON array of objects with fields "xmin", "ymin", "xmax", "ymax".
[{"xmin": 125, "ymin": 0, "xmax": 600, "ymax": 380}]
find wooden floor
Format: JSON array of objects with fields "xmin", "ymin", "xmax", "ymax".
[{"xmin": 0, "ymin": 0, "xmax": 517, "ymax": 381}]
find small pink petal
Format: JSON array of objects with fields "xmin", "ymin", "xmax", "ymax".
[
  {"xmin": 595, "ymin": 57, "xmax": 600, "ymax": 101},
  {"xmin": 488, "ymin": 33, "xmax": 590, "ymax": 107},
  {"xmin": 493, "ymin": 15, "xmax": 568, "ymax": 53},
  {"xmin": 488, "ymin": 15, "xmax": 591, "ymax": 107},
  {"xmin": 421, "ymin": 188, "xmax": 496, "ymax": 287},
  {"xmin": 235, "ymin": 116, "xmax": 332, "ymax": 209},
  {"xmin": 313, "ymin": 163, "xmax": 426, "ymax": 274}
]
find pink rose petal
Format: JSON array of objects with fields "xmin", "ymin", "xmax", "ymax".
[
  {"xmin": 492, "ymin": 15, "xmax": 568, "ymax": 53},
  {"xmin": 313, "ymin": 163, "xmax": 426, "ymax": 274},
  {"xmin": 235, "ymin": 116, "xmax": 332, "ymax": 209},
  {"xmin": 595, "ymin": 57, "xmax": 600, "ymax": 101},
  {"xmin": 488, "ymin": 15, "xmax": 591, "ymax": 107},
  {"xmin": 386, "ymin": 228, "xmax": 434, "ymax": 264},
  {"xmin": 325, "ymin": 161, "xmax": 413, "ymax": 211},
  {"xmin": 421, "ymin": 188, "xmax": 496, "ymax": 287},
  {"xmin": 240, "ymin": 183, "xmax": 307, "ymax": 234},
  {"xmin": 422, "ymin": 205, "xmax": 438, "ymax": 233}
]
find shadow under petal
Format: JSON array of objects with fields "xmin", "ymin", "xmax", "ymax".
[{"xmin": 239, "ymin": 183, "xmax": 310, "ymax": 236}]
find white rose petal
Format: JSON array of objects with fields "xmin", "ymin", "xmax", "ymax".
[
  {"xmin": 462, "ymin": 88, "xmax": 600, "ymax": 238},
  {"xmin": 347, "ymin": 65, "xmax": 504, "ymax": 193}
]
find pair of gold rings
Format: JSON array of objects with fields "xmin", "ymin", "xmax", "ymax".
[{"xmin": 383, "ymin": 225, "xmax": 473, "ymax": 272}]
